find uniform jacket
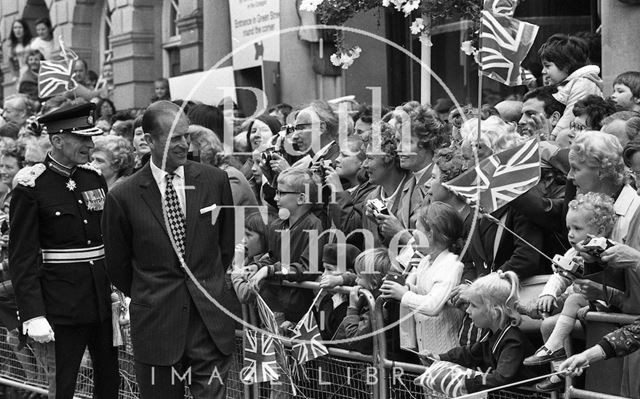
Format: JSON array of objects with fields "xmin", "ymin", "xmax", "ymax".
[
  {"xmin": 9, "ymin": 155, "xmax": 111, "ymax": 325},
  {"xmin": 102, "ymin": 161, "xmax": 239, "ymax": 365}
]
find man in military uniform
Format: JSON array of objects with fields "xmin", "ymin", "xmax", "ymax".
[{"xmin": 9, "ymin": 102, "xmax": 119, "ymax": 399}]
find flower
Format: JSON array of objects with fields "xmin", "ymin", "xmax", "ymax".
[
  {"xmin": 299, "ymin": 0, "xmax": 324, "ymax": 12},
  {"xmin": 461, "ymin": 40, "xmax": 477, "ymax": 56},
  {"xmin": 340, "ymin": 54, "xmax": 354, "ymax": 69},
  {"xmin": 330, "ymin": 53, "xmax": 342, "ymax": 67},
  {"xmin": 382, "ymin": 0, "xmax": 391, "ymax": 6},
  {"xmin": 402, "ymin": 0, "xmax": 421, "ymax": 16},
  {"xmin": 410, "ymin": 18, "xmax": 425, "ymax": 35},
  {"xmin": 330, "ymin": 46, "xmax": 363, "ymax": 69}
]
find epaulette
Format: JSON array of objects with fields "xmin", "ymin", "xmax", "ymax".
[
  {"xmin": 77, "ymin": 163, "xmax": 102, "ymax": 176},
  {"xmin": 15, "ymin": 164, "xmax": 46, "ymax": 187}
]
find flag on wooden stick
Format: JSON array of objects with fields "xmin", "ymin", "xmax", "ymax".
[{"xmin": 442, "ymin": 139, "xmax": 541, "ymax": 213}]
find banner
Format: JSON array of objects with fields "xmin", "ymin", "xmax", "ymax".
[{"xmin": 229, "ymin": 0, "xmax": 281, "ymax": 70}]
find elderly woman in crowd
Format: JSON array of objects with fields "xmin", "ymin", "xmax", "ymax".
[
  {"xmin": 560, "ymin": 131, "xmax": 640, "ymax": 397},
  {"xmin": 90, "ymin": 135, "xmax": 134, "ymax": 188},
  {"xmin": 189, "ymin": 124, "xmax": 258, "ymax": 208}
]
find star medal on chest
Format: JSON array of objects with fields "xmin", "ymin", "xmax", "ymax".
[{"xmin": 66, "ymin": 179, "xmax": 77, "ymax": 191}]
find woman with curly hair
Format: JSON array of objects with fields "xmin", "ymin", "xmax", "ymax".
[
  {"xmin": 379, "ymin": 105, "xmax": 449, "ymax": 245},
  {"xmin": 362, "ymin": 122, "xmax": 409, "ymax": 248},
  {"xmin": 90, "ymin": 135, "xmax": 134, "ymax": 188}
]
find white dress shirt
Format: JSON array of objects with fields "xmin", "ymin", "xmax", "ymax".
[{"xmin": 150, "ymin": 159, "xmax": 186, "ymax": 215}]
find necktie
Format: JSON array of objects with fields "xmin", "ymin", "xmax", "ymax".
[{"xmin": 165, "ymin": 173, "xmax": 186, "ymax": 256}]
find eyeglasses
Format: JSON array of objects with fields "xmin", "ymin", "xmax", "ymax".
[
  {"xmin": 276, "ymin": 189, "xmax": 301, "ymax": 196},
  {"xmin": 570, "ymin": 122, "xmax": 587, "ymax": 132}
]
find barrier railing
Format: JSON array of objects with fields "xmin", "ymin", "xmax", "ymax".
[
  {"xmin": 0, "ymin": 281, "xmax": 636, "ymax": 398},
  {"xmin": 563, "ymin": 312, "xmax": 637, "ymax": 399}
]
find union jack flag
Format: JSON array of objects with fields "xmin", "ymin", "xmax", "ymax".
[
  {"xmin": 442, "ymin": 139, "xmax": 540, "ymax": 213},
  {"xmin": 479, "ymin": 10, "xmax": 539, "ymax": 86},
  {"xmin": 256, "ymin": 293, "xmax": 280, "ymax": 336},
  {"xmin": 484, "ymin": 0, "xmax": 518, "ymax": 16},
  {"xmin": 38, "ymin": 58, "xmax": 77, "ymax": 99},
  {"xmin": 254, "ymin": 293, "xmax": 289, "ymax": 373},
  {"xmin": 291, "ymin": 308, "xmax": 328, "ymax": 365},
  {"xmin": 241, "ymin": 329, "xmax": 280, "ymax": 383}
]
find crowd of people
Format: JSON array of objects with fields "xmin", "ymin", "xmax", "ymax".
[{"xmin": 1, "ymin": 28, "xmax": 640, "ymax": 399}]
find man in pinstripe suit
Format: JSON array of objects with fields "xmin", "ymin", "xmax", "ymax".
[{"xmin": 102, "ymin": 101, "xmax": 239, "ymax": 398}]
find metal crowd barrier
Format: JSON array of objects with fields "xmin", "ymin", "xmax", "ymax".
[
  {"xmin": 0, "ymin": 282, "xmax": 636, "ymax": 398},
  {"xmin": 563, "ymin": 312, "xmax": 637, "ymax": 399}
]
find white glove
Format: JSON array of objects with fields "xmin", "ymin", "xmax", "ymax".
[{"xmin": 23, "ymin": 316, "xmax": 55, "ymax": 343}]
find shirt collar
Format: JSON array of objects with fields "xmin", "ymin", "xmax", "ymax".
[
  {"xmin": 412, "ymin": 162, "xmax": 432, "ymax": 184},
  {"xmin": 614, "ymin": 185, "xmax": 636, "ymax": 216},
  {"xmin": 46, "ymin": 153, "xmax": 75, "ymax": 178},
  {"xmin": 149, "ymin": 158, "xmax": 185, "ymax": 185}
]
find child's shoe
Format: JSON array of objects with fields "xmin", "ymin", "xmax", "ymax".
[{"xmin": 523, "ymin": 346, "xmax": 566, "ymax": 366}]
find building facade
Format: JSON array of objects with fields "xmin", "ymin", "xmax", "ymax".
[{"xmin": 1, "ymin": 0, "xmax": 639, "ymax": 113}]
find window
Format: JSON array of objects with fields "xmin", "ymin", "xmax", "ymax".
[
  {"xmin": 163, "ymin": 0, "xmax": 181, "ymax": 77},
  {"xmin": 100, "ymin": 1, "xmax": 115, "ymax": 67}
]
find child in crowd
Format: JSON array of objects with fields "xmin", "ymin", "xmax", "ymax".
[
  {"xmin": 333, "ymin": 248, "xmax": 392, "ymax": 354},
  {"xmin": 524, "ymin": 193, "xmax": 619, "ymax": 367},
  {"xmin": 151, "ymin": 77, "xmax": 171, "ymax": 102},
  {"xmin": 420, "ymin": 271, "xmax": 541, "ymax": 393},
  {"xmin": 249, "ymin": 168, "xmax": 326, "ymax": 323},
  {"xmin": 611, "ymin": 71, "xmax": 640, "ymax": 113},
  {"xmin": 316, "ymin": 243, "xmax": 361, "ymax": 340},
  {"xmin": 538, "ymin": 34, "xmax": 603, "ymax": 139}
]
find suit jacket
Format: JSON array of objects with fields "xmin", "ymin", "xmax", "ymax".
[
  {"xmin": 399, "ymin": 165, "xmax": 433, "ymax": 230},
  {"xmin": 467, "ymin": 205, "xmax": 546, "ymax": 280},
  {"xmin": 102, "ymin": 161, "xmax": 239, "ymax": 365}
]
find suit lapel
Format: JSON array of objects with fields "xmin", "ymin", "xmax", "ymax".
[
  {"xmin": 399, "ymin": 175, "xmax": 414, "ymax": 228},
  {"xmin": 184, "ymin": 163, "xmax": 203, "ymax": 259},
  {"xmin": 138, "ymin": 164, "xmax": 170, "ymax": 237}
]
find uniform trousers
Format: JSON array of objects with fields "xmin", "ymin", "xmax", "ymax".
[
  {"xmin": 134, "ymin": 299, "xmax": 232, "ymax": 399},
  {"xmin": 52, "ymin": 318, "xmax": 119, "ymax": 399}
]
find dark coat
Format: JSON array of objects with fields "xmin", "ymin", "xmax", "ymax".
[
  {"xmin": 102, "ymin": 161, "xmax": 239, "ymax": 365},
  {"xmin": 9, "ymin": 157, "xmax": 111, "ymax": 325}
]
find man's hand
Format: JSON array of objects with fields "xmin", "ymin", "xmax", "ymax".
[
  {"xmin": 323, "ymin": 165, "xmax": 344, "ymax": 193},
  {"xmin": 24, "ymin": 317, "xmax": 55, "ymax": 343},
  {"xmin": 319, "ymin": 274, "xmax": 344, "ymax": 289},
  {"xmin": 375, "ymin": 213, "xmax": 405, "ymax": 239},
  {"xmin": 380, "ymin": 280, "xmax": 408, "ymax": 301},
  {"xmin": 601, "ymin": 244, "xmax": 640, "ymax": 270},
  {"xmin": 537, "ymin": 295, "xmax": 556, "ymax": 314},
  {"xmin": 269, "ymin": 153, "xmax": 290, "ymax": 175}
]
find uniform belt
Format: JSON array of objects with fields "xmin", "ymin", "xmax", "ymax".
[{"xmin": 41, "ymin": 245, "xmax": 105, "ymax": 263}]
